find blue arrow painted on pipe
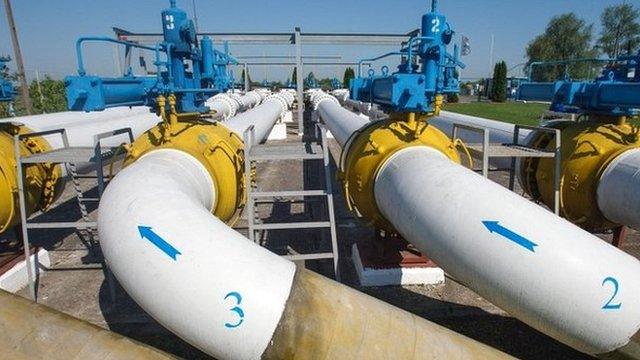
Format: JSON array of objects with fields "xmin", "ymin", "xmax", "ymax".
[
  {"xmin": 482, "ymin": 221, "xmax": 538, "ymax": 252},
  {"xmin": 138, "ymin": 226, "xmax": 182, "ymax": 260}
]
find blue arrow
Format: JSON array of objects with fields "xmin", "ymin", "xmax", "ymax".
[
  {"xmin": 138, "ymin": 226, "xmax": 182, "ymax": 260},
  {"xmin": 482, "ymin": 221, "xmax": 538, "ymax": 252}
]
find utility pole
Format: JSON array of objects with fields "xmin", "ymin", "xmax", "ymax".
[
  {"xmin": 489, "ymin": 33, "xmax": 495, "ymax": 75},
  {"xmin": 3, "ymin": 0, "xmax": 32, "ymax": 114},
  {"xmin": 191, "ymin": 0, "xmax": 199, "ymax": 33}
]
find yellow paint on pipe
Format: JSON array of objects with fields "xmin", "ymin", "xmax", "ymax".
[
  {"xmin": 0, "ymin": 124, "xmax": 62, "ymax": 233},
  {"xmin": 125, "ymin": 118, "xmax": 245, "ymax": 222},
  {"xmin": 519, "ymin": 120, "xmax": 640, "ymax": 232},
  {"xmin": 263, "ymin": 268, "xmax": 514, "ymax": 359},
  {"xmin": 340, "ymin": 113, "xmax": 460, "ymax": 231},
  {"xmin": 0, "ymin": 289, "xmax": 174, "ymax": 359}
]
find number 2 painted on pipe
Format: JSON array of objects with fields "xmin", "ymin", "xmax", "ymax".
[
  {"xmin": 602, "ymin": 277, "xmax": 622, "ymax": 310},
  {"xmin": 224, "ymin": 291, "xmax": 245, "ymax": 328}
]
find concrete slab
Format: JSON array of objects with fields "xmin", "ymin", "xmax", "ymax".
[
  {"xmin": 0, "ymin": 249, "xmax": 50, "ymax": 293},
  {"xmin": 267, "ymin": 122, "xmax": 287, "ymax": 140},
  {"xmin": 352, "ymin": 243, "xmax": 445, "ymax": 286}
]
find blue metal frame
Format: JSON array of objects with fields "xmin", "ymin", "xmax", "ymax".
[
  {"xmin": 0, "ymin": 56, "xmax": 15, "ymax": 103},
  {"xmin": 65, "ymin": 0, "xmax": 238, "ymax": 113},
  {"xmin": 518, "ymin": 53, "xmax": 640, "ymax": 117},
  {"xmin": 349, "ymin": 0, "xmax": 465, "ymax": 113}
]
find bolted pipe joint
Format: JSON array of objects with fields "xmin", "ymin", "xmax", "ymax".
[
  {"xmin": 264, "ymin": 92, "xmax": 294, "ymax": 118},
  {"xmin": 518, "ymin": 120, "xmax": 640, "ymax": 232},
  {"xmin": 125, "ymin": 119, "xmax": 245, "ymax": 222},
  {"xmin": 0, "ymin": 123, "xmax": 63, "ymax": 233},
  {"xmin": 311, "ymin": 92, "xmax": 340, "ymax": 111},
  {"xmin": 209, "ymin": 93, "xmax": 240, "ymax": 119},
  {"xmin": 338, "ymin": 112, "xmax": 460, "ymax": 231}
]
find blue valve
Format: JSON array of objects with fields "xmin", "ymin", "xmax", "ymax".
[
  {"xmin": 349, "ymin": 0, "xmax": 465, "ymax": 113},
  {"xmin": 65, "ymin": 0, "xmax": 238, "ymax": 113}
]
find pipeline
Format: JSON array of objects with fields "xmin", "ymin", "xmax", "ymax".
[
  {"xmin": 598, "ymin": 148, "xmax": 640, "ymax": 230},
  {"xmin": 313, "ymin": 92, "xmax": 640, "ymax": 358},
  {"xmin": 205, "ymin": 90, "xmax": 267, "ymax": 121},
  {"xmin": 400, "ymin": 108, "xmax": 640, "ymax": 233},
  {"xmin": 517, "ymin": 118, "xmax": 640, "ymax": 232},
  {"xmin": 98, "ymin": 92, "xmax": 511, "ymax": 359},
  {"xmin": 225, "ymin": 91, "xmax": 294, "ymax": 142},
  {"xmin": 0, "ymin": 109, "xmax": 162, "ymax": 233},
  {"xmin": 0, "ymin": 289, "xmax": 173, "ymax": 359},
  {"xmin": 0, "ymin": 106, "xmax": 151, "ymax": 130}
]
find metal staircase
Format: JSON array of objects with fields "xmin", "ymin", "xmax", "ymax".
[
  {"xmin": 15, "ymin": 127, "xmax": 133, "ymax": 301},
  {"xmin": 243, "ymin": 124, "xmax": 340, "ymax": 280}
]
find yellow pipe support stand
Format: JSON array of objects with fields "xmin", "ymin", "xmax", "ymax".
[
  {"xmin": 0, "ymin": 123, "xmax": 62, "ymax": 233},
  {"xmin": 339, "ymin": 112, "xmax": 460, "ymax": 232},
  {"xmin": 520, "ymin": 118, "xmax": 640, "ymax": 232},
  {"xmin": 126, "ymin": 98, "xmax": 245, "ymax": 222}
]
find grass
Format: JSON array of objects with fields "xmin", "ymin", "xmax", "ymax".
[{"xmin": 443, "ymin": 101, "xmax": 549, "ymax": 126}]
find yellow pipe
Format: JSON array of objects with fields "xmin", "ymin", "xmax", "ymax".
[
  {"xmin": 0, "ymin": 289, "xmax": 174, "ymax": 359},
  {"xmin": 263, "ymin": 267, "xmax": 514, "ymax": 359},
  {"xmin": 0, "ymin": 124, "xmax": 62, "ymax": 233}
]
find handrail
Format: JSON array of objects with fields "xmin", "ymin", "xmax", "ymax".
[
  {"xmin": 75, "ymin": 36, "xmax": 161, "ymax": 76},
  {"xmin": 526, "ymin": 58, "xmax": 615, "ymax": 82},
  {"xmin": 357, "ymin": 52, "xmax": 402, "ymax": 77}
]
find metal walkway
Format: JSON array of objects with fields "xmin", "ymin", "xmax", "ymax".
[
  {"xmin": 452, "ymin": 123, "xmax": 561, "ymax": 215},
  {"xmin": 243, "ymin": 124, "xmax": 340, "ymax": 280}
]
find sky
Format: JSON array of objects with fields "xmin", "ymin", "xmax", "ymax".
[{"xmin": 0, "ymin": 0, "xmax": 636, "ymax": 83}]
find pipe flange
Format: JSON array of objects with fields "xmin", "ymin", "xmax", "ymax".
[
  {"xmin": 245, "ymin": 91, "xmax": 262, "ymax": 108},
  {"xmin": 264, "ymin": 94, "xmax": 289, "ymax": 117},
  {"xmin": 340, "ymin": 114, "xmax": 460, "ymax": 231},
  {"xmin": 279, "ymin": 91, "xmax": 295, "ymax": 107},
  {"xmin": 125, "ymin": 119, "xmax": 245, "ymax": 222},
  {"xmin": 211, "ymin": 94, "xmax": 238, "ymax": 119},
  {"xmin": 0, "ymin": 124, "xmax": 62, "ymax": 233},
  {"xmin": 519, "ymin": 120, "xmax": 640, "ymax": 232},
  {"xmin": 228, "ymin": 93, "xmax": 245, "ymax": 110},
  {"xmin": 312, "ymin": 93, "xmax": 339, "ymax": 111}
]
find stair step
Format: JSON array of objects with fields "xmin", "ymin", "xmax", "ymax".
[{"xmin": 252, "ymin": 221, "xmax": 331, "ymax": 230}]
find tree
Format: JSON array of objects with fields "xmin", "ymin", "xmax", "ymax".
[
  {"xmin": 291, "ymin": 67, "xmax": 297, "ymax": 85},
  {"xmin": 343, "ymin": 67, "xmax": 355, "ymax": 88},
  {"xmin": 598, "ymin": 4, "xmax": 640, "ymax": 58},
  {"xmin": 29, "ymin": 76, "xmax": 67, "ymax": 114},
  {"xmin": 526, "ymin": 13, "xmax": 598, "ymax": 82},
  {"xmin": 491, "ymin": 61, "xmax": 507, "ymax": 102}
]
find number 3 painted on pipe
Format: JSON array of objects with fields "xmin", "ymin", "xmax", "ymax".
[
  {"xmin": 602, "ymin": 277, "xmax": 622, "ymax": 310},
  {"xmin": 224, "ymin": 291, "xmax": 245, "ymax": 328}
]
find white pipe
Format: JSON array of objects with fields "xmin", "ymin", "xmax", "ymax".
[
  {"xmin": 98, "ymin": 149, "xmax": 295, "ymax": 359},
  {"xmin": 598, "ymin": 148, "xmax": 640, "ymax": 231},
  {"xmin": 429, "ymin": 111, "xmax": 532, "ymax": 169},
  {"xmin": 0, "ymin": 106, "xmax": 151, "ymax": 130},
  {"xmin": 373, "ymin": 146, "xmax": 640, "ymax": 354},
  {"xmin": 342, "ymin": 99, "xmax": 388, "ymax": 120},
  {"xmin": 315, "ymin": 97, "xmax": 640, "ymax": 355},
  {"xmin": 225, "ymin": 92, "xmax": 293, "ymax": 142},
  {"xmin": 434, "ymin": 111, "xmax": 529, "ymax": 143},
  {"xmin": 313, "ymin": 94, "xmax": 368, "ymax": 147},
  {"xmin": 206, "ymin": 90, "xmax": 266, "ymax": 120},
  {"xmin": 44, "ymin": 113, "xmax": 161, "ymax": 150}
]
